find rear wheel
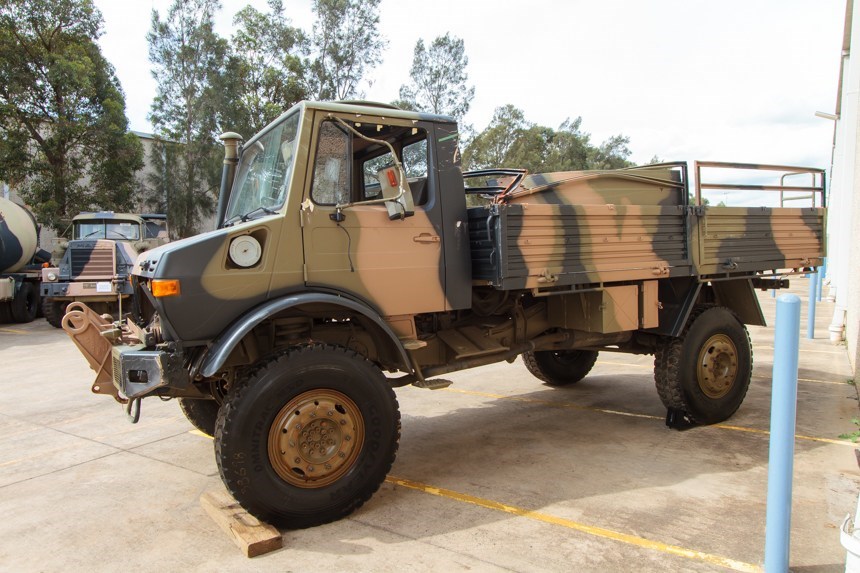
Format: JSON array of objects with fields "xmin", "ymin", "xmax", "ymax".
[
  {"xmin": 522, "ymin": 349, "xmax": 599, "ymax": 386},
  {"xmin": 215, "ymin": 344, "xmax": 400, "ymax": 528},
  {"xmin": 43, "ymin": 298, "xmax": 65, "ymax": 328},
  {"xmin": 653, "ymin": 306, "xmax": 752, "ymax": 424},
  {"xmin": 10, "ymin": 282, "xmax": 38, "ymax": 323}
]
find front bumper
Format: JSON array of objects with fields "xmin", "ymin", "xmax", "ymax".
[
  {"xmin": 42, "ymin": 279, "xmax": 133, "ymax": 300},
  {"xmin": 112, "ymin": 345, "xmax": 189, "ymax": 399}
]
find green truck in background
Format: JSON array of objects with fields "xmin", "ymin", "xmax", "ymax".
[
  {"xmin": 62, "ymin": 101, "xmax": 825, "ymax": 529},
  {"xmin": 41, "ymin": 212, "xmax": 169, "ymax": 327}
]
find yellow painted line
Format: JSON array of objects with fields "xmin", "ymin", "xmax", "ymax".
[
  {"xmin": 192, "ymin": 429, "xmax": 214, "ymax": 439},
  {"xmin": 386, "ymin": 475, "xmax": 760, "ymax": 572},
  {"xmin": 596, "ymin": 360, "xmax": 651, "ymax": 369},
  {"xmin": 443, "ymin": 387, "xmax": 663, "ymax": 421},
  {"xmin": 597, "ymin": 361, "xmax": 846, "ymax": 386},
  {"xmin": 752, "ymin": 374, "xmax": 845, "ymax": 387},
  {"xmin": 712, "ymin": 423, "xmax": 854, "ymax": 446},
  {"xmin": 0, "ymin": 327, "xmax": 29, "ymax": 335},
  {"xmin": 441, "ymin": 388, "xmax": 855, "ymax": 447},
  {"xmin": 757, "ymin": 346, "xmax": 845, "ymax": 356}
]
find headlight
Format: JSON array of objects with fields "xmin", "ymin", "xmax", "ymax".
[{"xmin": 47, "ymin": 273, "xmax": 57, "ymax": 281}]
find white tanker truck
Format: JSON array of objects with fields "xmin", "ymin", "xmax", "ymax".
[{"xmin": 0, "ymin": 197, "xmax": 49, "ymax": 323}]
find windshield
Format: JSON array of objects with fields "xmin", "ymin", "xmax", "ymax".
[
  {"xmin": 225, "ymin": 111, "xmax": 301, "ymax": 222},
  {"xmin": 74, "ymin": 220, "xmax": 141, "ymax": 240}
]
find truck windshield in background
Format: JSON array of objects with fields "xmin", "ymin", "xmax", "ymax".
[
  {"xmin": 75, "ymin": 220, "xmax": 141, "ymax": 240},
  {"xmin": 225, "ymin": 111, "xmax": 301, "ymax": 222}
]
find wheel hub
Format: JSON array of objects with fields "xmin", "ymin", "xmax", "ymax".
[
  {"xmin": 268, "ymin": 389, "xmax": 364, "ymax": 488},
  {"xmin": 697, "ymin": 334, "xmax": 738, "ymax": 399}
]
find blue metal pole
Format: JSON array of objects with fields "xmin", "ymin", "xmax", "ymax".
[
  {"xmin": 807, "ymin": 274, "xmax": 817, "ymax": 340},
  {"xmin": 817, "ymin": 258, "xmax": 827, "ymax": 302},
  {"xmin": 764, "ymin": 294, "xmax": 800, "ymax": 572},
  {"xmin": 771, "ymin": 288, "xmax": 776, "ymax": 298}
]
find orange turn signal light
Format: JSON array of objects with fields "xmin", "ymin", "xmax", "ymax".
[{"xmin": 151, "ymin": 279, "xmax": 181, "ymax": 298}]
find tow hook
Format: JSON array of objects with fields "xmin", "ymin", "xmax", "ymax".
[{"xmin": 125, "ymin": 397, "xmax": 141, "ymax": 424}]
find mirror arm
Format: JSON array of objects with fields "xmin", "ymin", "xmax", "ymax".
[{"xmin": 329, "ymin": 115, "xmax": 409, "ymax": 213}]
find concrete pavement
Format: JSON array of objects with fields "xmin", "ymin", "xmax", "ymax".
[{"xmin": 0, "ymin": 277, "xmax": 856, "ymax": 572}]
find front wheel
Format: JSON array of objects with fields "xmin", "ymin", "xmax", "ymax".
[
  {"xmin": 10, "ymin": 282, "xmax": 38, "ymax": 323},
  {"xmin": 178, "ymin": 398, "xmax": 220, "ymax": 437},
  {"xmin": 43, "ymin": 298, "xmax": 65, "ymax": 328},
  {"xmin": 215, "ymin": 344, "xmax": 400, "ymax": 529},
  {"xmin": 522, "ymin": 349, "xmax": 599, "ymax": 386},
  {"xmin": 654, "ymin": 306, "xmax": 752, "ymax": 424}
]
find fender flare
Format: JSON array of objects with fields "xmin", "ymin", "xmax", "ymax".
[{"xmin": 198, "ymin": 291, "xmax": 411, "ymax": 378}]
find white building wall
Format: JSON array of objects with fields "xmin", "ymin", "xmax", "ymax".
[{"xmin": 830, "ymin": 0, "xmax": 860, "ymax": 374}]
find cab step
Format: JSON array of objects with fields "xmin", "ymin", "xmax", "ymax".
[{"xmin": 412, "ymin": 378, "xmax": 453, "ymax": 390}]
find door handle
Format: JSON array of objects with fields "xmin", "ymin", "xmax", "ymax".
[{"xmin": 413, "ymin": 233, "xmax": 440, "ymax": 243}]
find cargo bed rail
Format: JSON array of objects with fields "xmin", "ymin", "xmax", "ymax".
[{"xmin": 694, "ymin": 161, "xmax": 826, "ymax": 208}]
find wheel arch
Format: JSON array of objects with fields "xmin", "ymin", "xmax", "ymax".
[
  {"xmin": 652, "ymin": 278, "xmax": 765, "ymax": 337},
  {"xmin": 198, "ymin": 291, "xmax": 412, "ymax": 378}
]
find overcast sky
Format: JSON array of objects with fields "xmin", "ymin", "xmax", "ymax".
[{"xmin": 93, "ymin": 0, "xmax": 844, "ymax": 171}]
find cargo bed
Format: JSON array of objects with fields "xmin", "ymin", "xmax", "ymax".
[{"xmin": 468, "ymin": 162, "xmax": 826, "ymax": 291}]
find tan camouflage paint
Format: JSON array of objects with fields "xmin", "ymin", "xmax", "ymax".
[{"xmin": 483, "ymin": 165, "xmax": 824, "ymax": 291}]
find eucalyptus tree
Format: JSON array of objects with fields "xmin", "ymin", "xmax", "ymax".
[
  {"xmin": 147, "ymin": 0, "xmax": 225, "ymax": 237},
  {"xmin": 0, "ymin": 0, "xmax": 142, "ymax": 229}
]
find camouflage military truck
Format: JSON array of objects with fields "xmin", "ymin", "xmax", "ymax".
[
  {"xmin": 0, "ymin": 197, "xmax": 50, "ymax": 323},
  {"xmin": 41, "ymin": 212, "xmax": 169, "ymax": 327},
  {"xmin": 61, "ymin": 101, "xmax": 825, "ymax": 529}
]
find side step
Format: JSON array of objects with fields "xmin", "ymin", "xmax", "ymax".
[{"xmin": 412, "ymin": 378, "xmax": 453, "ymax": 390}]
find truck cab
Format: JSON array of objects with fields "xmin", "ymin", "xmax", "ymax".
[{"xmin": 41, "ymin": 212, "xmax": 168, "ymax": 327}]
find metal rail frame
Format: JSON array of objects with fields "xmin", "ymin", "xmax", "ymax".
[{"xmin": 693, "ymin": 161, "xmax": 826, "ymax": 208}]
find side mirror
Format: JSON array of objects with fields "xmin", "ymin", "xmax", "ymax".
[{"xmin": 377, "ymin": 165, "xmax": 414, "ymax": 220}]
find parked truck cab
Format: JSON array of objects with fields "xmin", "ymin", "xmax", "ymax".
[
  {"xmin": 61, "ymin": 101, "xmax": 826, "ymax": 529},
  {"xmin": 41, "ymin": 212, "xmax": 168, "ymax": 327}
]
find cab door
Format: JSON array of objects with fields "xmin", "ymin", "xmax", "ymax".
[{"xmin": 300, "ymin": 113, "xmax": 447, "ymax": 316}]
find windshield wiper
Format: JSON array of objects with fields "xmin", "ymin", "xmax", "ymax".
[{"xmin": 223, "ymin": 206, "xmax": 277, "ymax": 227}]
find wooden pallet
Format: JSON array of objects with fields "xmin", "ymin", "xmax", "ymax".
[{"xmin": 200, "ymin": 490, "xmax": 283, "ymax": 558}]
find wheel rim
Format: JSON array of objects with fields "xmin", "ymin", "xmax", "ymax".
[
  {"xmin": 267, "ymin": 389, "xmax": 364, "ymax": 489},
  {"xmin": 696, "ymin": 334, "xmax": 738, "ymax": 399}
]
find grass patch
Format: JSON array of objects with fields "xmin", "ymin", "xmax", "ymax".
[{"xmin": 839, "ymin": 418, "xmax": 860, "ymax": 442}]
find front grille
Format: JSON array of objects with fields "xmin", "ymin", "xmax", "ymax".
[
  {"xmin": 71, "ymin": 243, "xmax": 115, "ymax": 279},
  {"xmin": 112, "ymin": 352, "xmax": 121, "ymax": 390}
]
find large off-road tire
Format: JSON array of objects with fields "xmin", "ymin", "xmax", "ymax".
[
  {"xmin": 215, "ymin": 344, "xmax": 400, "ymax": 529},
  {"xmin": 10, "ymin": 282, "xmax": 38, "ymax": 323},
  {"xmin": 654, "ymin": 306, "xmax": 752, "ymax": 425},
  {"xmin": 178, "ymin": 398, "xmax": 220, "ymax": 437},
  {"xmin": 522, "ymin": 349, "xmax": 599, "ymax": 386},
  {"xmin": 42, "ymin": 298, "xmax": 65, "ymax": 328}
]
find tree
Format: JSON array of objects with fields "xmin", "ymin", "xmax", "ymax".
[
  {"xmin": 220, "ymin": 0, "xmax": 307, "ymax": 138},
  {"xmin": 0, "ymin": 0, "xmax": 143, "ymax": 229},
  {"xmin": 464, "ymin": 104, "xmax": 634, "ymax": 173},
  {"xmin": 587, "ymin": 134, "xmax": 633, "ymax": 170},
  {"xmin": 462, "ymin": 105, "xmax": 533, "ymax": 170},
  {"xmin": 147, "ymin": 0, "xmax": 225, "ymax": 237},
  {"xmin": 541, "ymin": 117, "xmax": 591, "ymax": 173},
  {"xmin": 398, "ymin": 33, "xmax": 474, "ymax": 121},
  {"xmin": 307, "ymin": 0, "xmax": 385, "ymax": 101}
]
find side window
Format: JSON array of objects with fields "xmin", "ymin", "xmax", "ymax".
[
  {"xmin": 358, "ymin": 130, "xmax": 430, "ymax": 206},
  {"xmin": 403, "ymin": 139, "xmax": 428, "ymax": 179},
  {"xmin": 311, "ymin": 121, "xmax": 350, "ymax": 205}
]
